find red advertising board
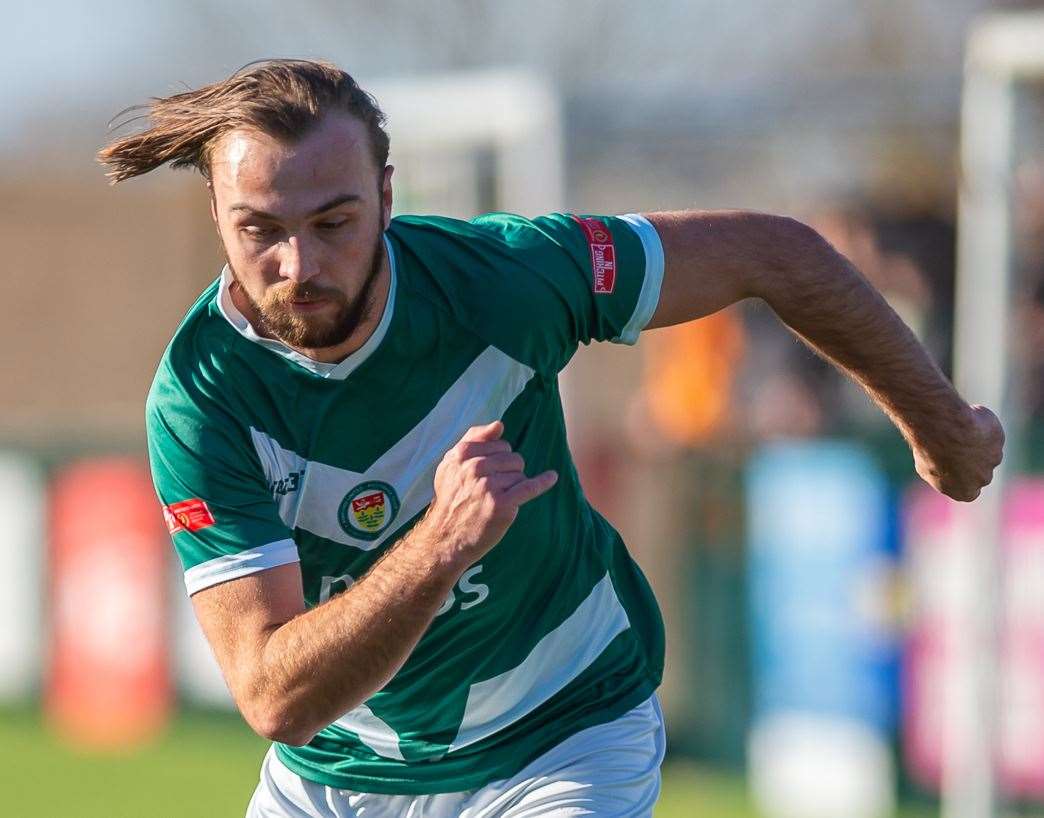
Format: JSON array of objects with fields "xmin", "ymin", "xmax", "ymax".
[{"xmin": 46, "ymin": 458, "xmax": 171, "ymax": 748}]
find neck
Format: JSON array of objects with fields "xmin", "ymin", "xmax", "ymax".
[{"xmin": 230, "ymin": 245, "xmax": 391, "ymax": 365}]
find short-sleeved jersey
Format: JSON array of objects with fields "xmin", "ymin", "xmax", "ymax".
[{"xmin": 146, "ymin": 212, "xmax": 666, "ymax": 794}]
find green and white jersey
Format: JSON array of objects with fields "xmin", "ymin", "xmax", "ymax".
[{"xmin": 147, "ymin": 212, "xmax": 666, "ymax": 794}]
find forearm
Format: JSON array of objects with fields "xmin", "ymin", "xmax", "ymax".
[
  {"xmin": 643, "ymin": 210, "xmax": 1001, "ymax": 499},
  {"xmin": 756, "ymin": 221, "xmax": 973, "ymax": 454},
  {"xmin": 249, "ymin": 520, "xmax": 461, "ymax": 745}
]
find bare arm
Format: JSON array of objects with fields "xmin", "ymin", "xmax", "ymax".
[
  {"xmin": 643, "ymin": 210, "xmax": 1004, "ymax": 501},
  {"xmin": 192, "ymin": 421, "xmax": 557, "ymax": 746}
]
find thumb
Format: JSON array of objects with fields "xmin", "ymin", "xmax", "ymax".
[
  {"xmin": 461, "ymin": 420, "xmax": 504, "ymax": 443},
  {"xmin": 503, "ymin": 470, "xmax": 558, "ymax": 507}
]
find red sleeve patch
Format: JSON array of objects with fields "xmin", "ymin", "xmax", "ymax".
[
  {"xmin": 163, "ymin": 499, "xmax": 215, "ymax": 534},
  {"xmin": 570, "ymin": 215, "xmax": 617, "ymax": 294}
]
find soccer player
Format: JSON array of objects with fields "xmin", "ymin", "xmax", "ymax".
[{"xmin": 99, "ymin": 60, "xmax": 1003, "ymax": 817}]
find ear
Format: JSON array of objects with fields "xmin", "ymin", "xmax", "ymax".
[
  {"xmin": 207, "ymin": 180, "xmax": 218, "ymax": 225},
  {"xmin": 380, "ymin": 165, "xmax": 394, "ymax": 228}
]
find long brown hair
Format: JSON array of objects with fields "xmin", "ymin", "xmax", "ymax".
[{"xmin": 98, "ymin": 59, "xmax": 389, "ymax": 184}]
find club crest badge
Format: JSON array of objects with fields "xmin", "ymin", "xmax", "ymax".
[{"xmin": 338, "ymin": 481, "xmax": 400, "ymax": 540}]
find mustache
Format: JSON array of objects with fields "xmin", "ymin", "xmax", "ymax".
[{"xmin": 268, "ymin": 281, "xmax": 345, "ymax": 304}]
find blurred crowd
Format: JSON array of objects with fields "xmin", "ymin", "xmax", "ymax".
[{"xmin": 632, "ymin": 197, "xmax": 1044, "ymax": 452}]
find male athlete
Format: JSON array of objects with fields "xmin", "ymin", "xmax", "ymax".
[{"xmin": 100, "ymin": 60, "xmax": 1003, "ymax": 817}]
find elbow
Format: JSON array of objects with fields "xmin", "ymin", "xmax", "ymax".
[
  {"xmin": 749, "ymin": 214, "xmax": 838, "ymax": 297},
  {"xmin": 243, "ymin": 698, "xmax": 318, "ymax": 747},
  {"xmin": 257, "ymin": 722, "xmax": 315, "ymax": 748},
  {"xmin": 768, "ymin": 214, "xmax": 834, "ymax": 264}
]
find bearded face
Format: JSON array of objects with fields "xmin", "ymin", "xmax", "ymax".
[
  {"xmin": 228, "ymin": 220, "xmax": 384, "ymax": 350},
  {"xmin": 208, "ymin": 112, "xmax": 394, "ymax": 361}
]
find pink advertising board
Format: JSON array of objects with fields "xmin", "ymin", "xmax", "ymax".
[{"xmin": 903, "ymin": 479, "xmax": 1044, "ymax": 796}]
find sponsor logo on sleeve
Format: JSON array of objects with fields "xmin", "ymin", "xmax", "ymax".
[
  {"xmin": 338, "ymin": 481, "xmax": 401, "ymax": 540},
  {"xmin": 163, "ymin": 499, "xmax": 216, "ymax": 534},
  {"xmin": 570, "ymin": 215, "xmax": 617, "ymax": 294}
]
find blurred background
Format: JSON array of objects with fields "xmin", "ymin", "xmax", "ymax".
[{"xmin": 3, "ymin": 1, "xmax": 1044, "ymax": 815}]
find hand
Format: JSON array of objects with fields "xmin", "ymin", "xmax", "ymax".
[
  {"xmin": 912, "ymin": 404, "xmax": 1005, "ymax": 502},
  {"xmin": 420, "ymin": 421, "xmax": 558, "ymax": 567}
]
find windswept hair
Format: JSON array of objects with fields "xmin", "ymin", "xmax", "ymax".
[{"xmin": 98, "ymin": 59, "xmax": 390, "ymax": 184}]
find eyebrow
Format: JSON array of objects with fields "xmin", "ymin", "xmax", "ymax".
[{"xmin": 229, "ymin": 193, "xmax": 362, "ymax": 220}]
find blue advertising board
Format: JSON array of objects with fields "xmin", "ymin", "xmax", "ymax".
[{"xmin": 747, "ymin": 440, "xmax": 899, "ymax": 731}]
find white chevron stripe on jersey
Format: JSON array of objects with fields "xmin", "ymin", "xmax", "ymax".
[
  {"xmin": 249, "ymin": 433, "xmax": 309, "ymax": 526},
  {"xmin": 249, "ymin": 345, "xmax": 536, "ymax": 551},
  {"xmin": 333, "ymin": 703, "xmax": 405, "ymax": 761},
  {"xmin": 447, "ymin": 572, "xmax": 632, "ymax": 753}
]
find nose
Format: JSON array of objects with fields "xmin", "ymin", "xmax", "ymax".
[{"xmin": 279, "ymin": 235, "xmax": 319, "ymax": 284}]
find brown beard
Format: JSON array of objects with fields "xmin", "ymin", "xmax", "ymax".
[{"xmin": 230, "ymin": 225, "xmax": 385, "ymax": 350}]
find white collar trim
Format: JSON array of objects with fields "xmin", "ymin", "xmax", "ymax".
[{"xmin": 216, "ymin": 235, "xmax": 397, "ymax": 380}]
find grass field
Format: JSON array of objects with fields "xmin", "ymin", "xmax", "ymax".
[{"xmin": 1, "ymin": 707, "xmax": 939, "ymax": 817}]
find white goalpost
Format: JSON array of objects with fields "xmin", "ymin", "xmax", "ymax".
[
  {"xmin": 947, "ymin": 12, "xmax": 1044, "ymax": 818},
  {"xmin": 372, "ymin": 69, "xmax": 564, "ymax": 219}
]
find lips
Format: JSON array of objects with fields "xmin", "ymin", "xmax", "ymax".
[{"xmin": 288, "ymin": 298, "xmax": 329, "ymax": 311}]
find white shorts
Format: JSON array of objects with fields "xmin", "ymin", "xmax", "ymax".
[{"xmin": 246, "ymin": 695, "xmax": 665, "ymax": 817}]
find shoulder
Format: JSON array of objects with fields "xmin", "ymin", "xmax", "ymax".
[
  {"xmin": 384, "ymin": 211, "xmax": 591, "ymax": 298},
  {"xmin": 385, "ymin": 214, "xmax": 559, "ymax": 328},
  {"xmin": 387, "ymin": 212, "xmax": 582, "ymax": 255},
  {"xmin": 146, "ymin": 277, "xmax": 243, "ymax": 438}
]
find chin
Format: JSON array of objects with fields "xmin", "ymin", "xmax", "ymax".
[{"xmin": 286, "ymin": 320, "xmax": 357, "ymax": 350}]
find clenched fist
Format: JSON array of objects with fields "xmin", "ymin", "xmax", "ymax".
[
  {"xmin": 912, "ymin": 404, "xmax": 1005, "ymax": 502},
  {"xmin": 419, "ymin": 421, "xmax": 557, "ymax": 568}
]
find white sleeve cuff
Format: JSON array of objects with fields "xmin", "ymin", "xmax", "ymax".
[
  {"xmin": 184, "ymin": 538, "xmax": 300, "ymax": 595},
  {"xmin": 612, "ymin": 213, "xmax": 665, "ymax": 345}
]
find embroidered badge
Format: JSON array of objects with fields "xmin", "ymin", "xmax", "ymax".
[
  {"xmin": 571, "ymin": 215, "xmax": 617, "ymax": 294},
  {"xmin": 163, "ymin": 498, "xmax": 215, "ymax": 534},
  {"xmin": 338, "ymin": 481, "xmax": 400, "ymax": 540}
]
